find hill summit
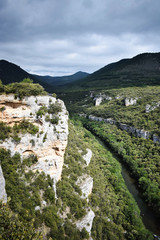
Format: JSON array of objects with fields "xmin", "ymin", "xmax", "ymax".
[{"xmin": 63, "ymin": 52, "xmax": 160, "ymax": 91}]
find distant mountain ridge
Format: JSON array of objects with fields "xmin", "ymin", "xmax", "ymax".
[
  {"xmin": 33, "ymin": 71, "xmax": 89, "ymax": 86},
  {"xmin": 63, "ymin": 52, "xmax": 160, "ymax": 91},
  {"xmin": 1, "ymin": 52, "xmax": 160, "ymax": 93},
  {"xmin": 0, "ymin": 60, "xmax": 89, "ymax": 90}
]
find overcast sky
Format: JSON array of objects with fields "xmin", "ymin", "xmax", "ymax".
[{"xmin": 0, "ymin": 0, "xmax": 160, "ymax": 76}]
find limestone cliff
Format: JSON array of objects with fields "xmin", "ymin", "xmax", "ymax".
[
  {"xmin": 88, "ymin": 115, "xmax": 160, "ymax": 143},
  {"xmin": 74, "ymin": 148, "xmax": 95, "ymax": 238},
  {"xmin": 0, "ymin": 94, "xmax": 69, "ymax": 200},
  {"xmin": 0, "ymin": 165, "xmax": 7, "ymax": 202}
]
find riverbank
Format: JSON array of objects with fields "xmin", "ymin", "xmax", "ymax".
[{"xmin": 96, "ymin": 136, "xmax": 160, "ymax": 236}]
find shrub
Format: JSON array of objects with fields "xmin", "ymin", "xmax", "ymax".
[
  {"xmin": 0, "ymin": 121, "xmax": 11, "ymax": 140},
  {"xmin": 43, "ymin": 187, "xmax": 55, "ymax": 203},
  {"xmin": 36, "ymin": 106, "xmax": 48, "ymax": 118},
  {"xmin": 0, "ymin": 201, "xmax": 43, "ymax": 240},
  {"xmin": 48, "ymin": 102, "xmax": 62, "ymax": 114},
  {"xmin": 45, "ymin": 115, "xmax": 50, "ymax": 122},
  {"xmin": 13, "ymin": 120, "xmax": 39, "ymax": 135},
  {"xmin": 4, "ymin": 81, "xmax": 47, "ymax": 99},
  {"xmin": 43, "ymin": 133, "xmax": 47, "ymax": 142},
  {"xmin": 21, "ymin": 78, "xmax": 33, "ymax": 83},
  {"xmin": 23, "ymin": 154, "xmax": 38, "ymax": 167},
  {"xmin": 50, "ymin": 116, "xmax": 59, "ymax": 125},
  {"xmin": 0, "ymin": 80, "xmax": 4, "ymax": 92},
  {"xmin": 52, "ymin": 93, "xmax": 57, "ymax": 98}
]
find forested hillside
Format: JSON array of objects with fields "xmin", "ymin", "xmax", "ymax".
[
  {"xmin": 0, "ymin": 80, "xmax": 155, "ymax": 239},
  {"xmin": 58, "ymin": 52, "xmax": 160, "ymax": 91}
]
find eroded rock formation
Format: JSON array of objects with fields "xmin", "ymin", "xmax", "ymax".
[
  {"xmin": 0, "ymin": 94, "xmax": 69, "ymax": 189},
  {"xmin": 88, "ymin": 115, "xmax": 160, "ymax": 143}
]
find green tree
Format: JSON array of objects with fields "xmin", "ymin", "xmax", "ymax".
[{"xmin": 0, "ymin": 201, "xmax": 43, "ymax": 240}]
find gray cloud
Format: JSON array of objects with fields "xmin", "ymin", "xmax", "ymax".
[{"xmin": 0, "ymin": 0, "xmax": 160, "ymax": 75}]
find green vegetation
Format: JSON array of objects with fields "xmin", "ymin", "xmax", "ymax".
[
  {"xmin": 36, "ymin": 106, "xmax": 48, "ymax": 117},
  {"xmin": 0, "ymin": 148, "xmax": 63, "ymax": 239},
  {"xmin": 57, "ymin": 123, "xmax": 88, "ymax": 220},
  {"xmin": 59, "ymin": 86, "xmax": 160, "ymax": 135},
  {"xmin": 55, "ymin": 53, "xmax": 160, "ymax": 93},
  {"xmin": 60, "ymin": 119, "xmax": 152, "ymax": 240},
  {"xmin": 50, "ymin": 116, "xmax": 59, "ymax": 125},
  {"xmin": 22, "ymin": 154, "xmax": 38, "ymax": 167},
  {"xmin": 13, "ymin": 120, "xmax": 39, "ymax": 135},
  {"xmin": 85, "ymin": 86, "xmax": 160, "ymax": 135},
  {"xmin": 48, "ymin": 102, "xmax": 62, "ymax": 114},
  {"xmin": 36, "ymin": 101, "xmax": 62, "ymax": 125},
  {"xmin": 0, "ymin": 141, "xmax": 86, "ymax": 239},
  {"xmin": 0, "ymin": 78, "xmax": 47, "ymax": 99},
  {"xmin": 0, "ymin": 120, "xmax": 39, "ymax": 142},
  {"xmin": 0, "ymin": 122, "xmax": 11, "ymax": 140},
  {"xmin": 0, "ymin": 118, "xmax": 153, "ymax": 239},
  {"xmin": 80, "ymin": 117, "xmax": 160, "ymax": 216},
  {"xmin": 0, "ymin": 80, "xmax": 4, "ymax": 93},
  {"xmin": 0, "ymin": 200, "xmax": 43, "ymax": 240}
]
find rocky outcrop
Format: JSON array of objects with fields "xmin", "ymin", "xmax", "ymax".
[
  {"xmin": 83, "ymin": 148, "xmax": 92, "ymax": 166},
  {"xmin": 118, "ymin": 123, "xmax": 151, "ymax": 139},
  {"xmin": 153, "ymin": 134, "xmax": 160, "ymax": 144},
  {"xmin": 124, "ymin": 98, "xmax": 138, "ymax": 106},
  {"xmin": 0, "ymin": 165, "xmax": 7, "ymax": 202},
  {"xmin": 76, "ymin": 174, "xmax": 93, "ymax": 201},
  {"xmin": 75, "ymin": 148, "xmax": 95, "ymax": 237},
  {"xmin": 88, "ymin": 115, "xmax": 103, "ymax": 122},
  {"xmin": 0, "ymin": 94, "xmax": 69, "ymax": 184},
  {"xmin": 94, "ymin": 97, "xmax": 103, "ymax": 106},
  {"xmin": 145, "ymin": 102, "xmax": 160, "ymax": 113},
  {"xmin": 75, "ymin": 208, "xmax": 95, "ymax": 237},
  {"xmin": 93, "ymin": 93, "xmax": 112, "ymax": 106},
  {"xmin": 89, "ymin": 115, "xmax": 116, "ymax": 125},
  {"xmin": 88, "ymin": 115, "xmax": 160, "ymax": 143}
]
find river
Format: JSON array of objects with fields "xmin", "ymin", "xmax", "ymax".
[{"xmin": 95, "ymin": 136, "xmax": 160, "ymax": 237}]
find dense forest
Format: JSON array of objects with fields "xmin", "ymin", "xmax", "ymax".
[{"xmin": 79, "ymin": 117, "xmax": 160, "ymax": 215}]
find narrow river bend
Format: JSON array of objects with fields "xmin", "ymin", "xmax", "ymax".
[{"xmin": 95, "ymin": 135, "xmax": 160, "ymax": 237}]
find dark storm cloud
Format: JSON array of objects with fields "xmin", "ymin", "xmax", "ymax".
[{"xmin": 0, "ymin": 0, "xmax": 160, "ymax": 75}]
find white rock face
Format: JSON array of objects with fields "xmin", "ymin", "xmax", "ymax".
[
  {"xmin": 88, "ymin": 115, "xmax": 159, "ymax": 143},
  {"xmin": 89, "ymin": 115, "xmax": 103, "ymax": 122},
  {"xmin": 124, "ymin": 98, "xmax": 137, "ymax": 106},
  {"xmin": 89, "ymin": 115, "xmax": 116, "ymax": 125},
  {"xmin": 0, "ymin": 165, "xmax": 7, "ymax": 202},
  {"xmin": 83, "ymin": 149, "xmax": 92, "ymax": 166},
  {"xmin": 76, "ymin": 174, "xmax": 93, "ymax": 200},
  {"xmin": 145, "ymin": 102, "xmax": 160, "ymax": 113},
  {"xmin": 93, "ymin": 94, "xmax": 112, "ymax": 106},
  {"xmin": 76, "ymin": 208, "xmax": 95, "ymax": 235},
  {"xmin": 0, "ymin": 94, "xmax": 69, "ymax": 183},
  {"xmin": 95, "ymin": 97, "xmax": 103, "ymax": 106}
]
